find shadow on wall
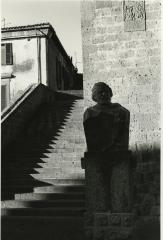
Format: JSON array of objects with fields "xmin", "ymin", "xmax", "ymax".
[
  {"xmin": 132, "ymin": 146, "xmax": 160, "ymax": 240},
  {"xmin": 13, "ymin": 59, "xmax": 34, "ymax": 72},
  {"xmin": 134, "ymin": 218, "xmax": 160, "ymax": 240},
  {"xmin": 72, "ymin": 73, "xmax": 83, "ymax": 90}
]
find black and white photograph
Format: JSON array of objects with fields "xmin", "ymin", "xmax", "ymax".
[{"xmin": 1, "ymin": 0, "xmax": 161, "ymax": 240}]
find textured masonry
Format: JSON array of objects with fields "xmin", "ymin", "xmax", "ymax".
[
  {"xmin": 81, "ymin": 0, "xmax": 160, "ymax": 233},
  {"xmin": 81, "ymin": 0, "xmax": 160, "ymax": 150}
]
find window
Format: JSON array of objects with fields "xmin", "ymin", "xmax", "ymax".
[
  {"xmin": 1, "ymin": 81, "xmax": 10, "ymax": 111},
  {"xmin": 1, "ymin": 43, "xmax": 13, "ymax": 65}
]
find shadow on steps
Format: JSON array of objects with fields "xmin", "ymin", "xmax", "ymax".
[
  {"xmin": 2, "ymin": 92, "xmax": 83, "ymax": 200},
  {"xmin": 2, "ymin": 216, "xmax": 86, "ymax": 240}
]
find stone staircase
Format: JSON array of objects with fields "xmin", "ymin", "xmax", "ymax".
[{"xmin": 1, "ymin": 92, "xmax": 86, "ymax": 240}]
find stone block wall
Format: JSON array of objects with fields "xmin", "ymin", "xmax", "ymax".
[
  {"xmin": 81, "ymin": 0, "xmax": 161, "ymax": 150},
  {"xmin": 81, "ymin": 0, "xmax": 160, "ymax": 228}
]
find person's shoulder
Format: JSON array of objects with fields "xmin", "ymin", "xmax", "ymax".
[
  {"xmin": 111, "ymin": 103, "xmax": 121, "ymax": 108},
  {"xmin": 84, "ymin": 106, "xmax": 94, "ymax": 114},
  {"xmin": 84, "ymin": 104, "xmax": 98, "ymax": 113},
  {"xmin": 83, "ymin": 105, "xmax": 99, "ymax": 121},
  {"xmin": 112, "ymin": 103, "xmax": 130, "ymax": 114},
  {"xmin": 84, "ymin": 106, "xmax": 93, "ymax": 119}
]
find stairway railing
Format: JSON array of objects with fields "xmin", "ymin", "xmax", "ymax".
[
  {"xmin": 1, "ymin": 84, "xmax": 37, "ymax": 120},
  {"xmin": 1, "ymin": 83, "xmax": 56, "ymax": 150}
]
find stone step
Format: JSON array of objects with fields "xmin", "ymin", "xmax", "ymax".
[
  {"xmin": 61, "ymin": 126, "xmax": 84, "ymax": 131},
  {"xmin": 57, "ymin": 101, "xmax": 84, "ymax": 106},
  {"xmin": 57, "ymin": 136, "xmax": 84, "ymax": 141},
  {"xmin": 4, "ymin": 153, "xmax": 84, "ymax": 162},
  {"xmin": 3, "ymin": 152, "xmax": 51, "ymax": 158},
  {"xmin": 4, "ymin": 178, "xmax": 85, "ymax": 186},
  {"xmin": 40, "ymin": 148, "xmax": 85, "ymax": 153},
  {"xmin": 61, "ymin": 116, "xmax": 83, "ymax": 121},
  {"xmin": 51, "ymin": 140, "xmax": 86, "ymax": 147},
  {"xmin": 55, "ymin": 137, "xmax": 84, "ymax": 143},
  {"xmin": 4, "ymin": 149, "xmax": 54, "ymax": 156},
  {"xmin": 38, "ymin": 161, "xmax": 82, "ymax": 168},
  {"xmin": 1, "ymin": 199, "xmax": 85, "ymax": 208},
  {"xmin": 43, "ymin": 152, "xmax": 84, "ymax": 158},
  {"xmin": 2, "ymin": 178, "xmax": 48, "ymax": 186},
  {"xmin": 2, "ymin": 161, "xmax": 45, "ymax": 169},
  {"xmin": 30, "ymin": 171, "xmax": 85, "ymax": 179},
  {"xmin": 57, "ymin": 108, "xmax": 84, "ymax": 112},
  {"xmin": 58, "ymin": 107, "xmax": 83, "ymax": 112},
  {"xmin": 58, "ymin": 127, "xmax": 84, "ymax": 132},
  {"xmin": 50, "ymin": 138, "xmax": 85, "ymax": 144},
  {"xmin": 2, "ymin": 167, "xmax": 83, "ymax": 178},
  {"xmin": 3, "ymin": 167, "xmax": 64, "ymax": 175},
  {"xmin": 6, "ymin": 139, "xmax": 58, "ymax": 147},
  {"xmin": 2, "ymin": 186, "xmax": 85, "ymax": 199},
  {"xmin": 1, "ymin": 216, "xmax": 85, "ymax": 240},
  {"xmin": 59, "ymin": 114, "xmax": 84, "ymax": 119},
  {"xmin": 0, "ymin": 168, "xmax": 84, "ymax": 178},
  {"xmin": 54, "ymin": 139, "xmax": 85, "ymax": 144},
  {"xmin": 3, "ymin": 160, "xmax": 82, "ymax": 169},
  {"xmin": 33, "ymin": 184, "xmax": 85, "ymax": 193},
  {"xmin": 56, "ymin": 111, "xmax": 83, "ymax": 116},
  {"xmin": 1, "ymin": 186, "xmax": 35, "ymax": 196},
  {"xmin": 32, "ymin": 167, "xmax": 83, "ymax": 175},
  {"xmin": 54, "ymin": 144, "xmax": 85, "ymax": 149},
  {"xmin": 55, "ymin": 134, "xmax": 85, "ymax": 140},
  {"xmin": 2, "ymin": 168, "xmax": 38, "ymax": 175},
  {"xmin": 1, "ymin": 207, "xmax": 85, "ymax": 217},
  {"xmin": 4, "ymin": 144, "xmax": 85, "ymax": 158},
  {"xmin": 56, "ymin": 104, "xmax": 83, "ymax": 109},
  {"xmin": 15, "ymin": 192, "xmax": 85, "ymax": 201},
  {"xmin": 53, "ymin": 139, "xmax": 85, "ymax": 145},
  {"xmin": 54, "ymin": 137, "xmax": 85, "ymax": 144}
]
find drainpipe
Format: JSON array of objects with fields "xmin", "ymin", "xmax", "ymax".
[{"xmin": 37, "ymin": 37, "xmax": 42, "ymax": 84}]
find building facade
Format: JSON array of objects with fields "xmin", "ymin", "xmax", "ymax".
[{"xmin": 1, "ymin": 23, "xmax": 77, "ymax": 111}]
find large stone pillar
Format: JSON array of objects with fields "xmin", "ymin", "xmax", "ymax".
[
  {"xmin": 82, "ymin": 151, "xmax": 135, "ymax": 240},
  {"xmin": 82, "ymin": 82, "xmax": 136, "ymax": 239}
]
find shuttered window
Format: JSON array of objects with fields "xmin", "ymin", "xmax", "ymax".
[{"xmin": 1, "ymin": 43, "xmax": 13, "ymax": 65}]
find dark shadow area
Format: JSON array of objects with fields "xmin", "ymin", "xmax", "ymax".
[
  {"xmin": 2, "ymin": 217, "xmax": 85, "ymax": 240},
  {"xmin": 131, "ymin": 147, "xmax": 160, "ymax": 240},
  {"xmin": 132, "ymin": 147, "xmax": 160, "ymax": 215},
  {"xmin": 1, "ymin": 91, "xmax": 83, "ymax": 200},
  {"xmin": 72, "ymin": 73, "xmax": 83, "ymax": 90},
  {"xmin": 134, "ymin": 218, "xmax": 160, "ymax": 240}
]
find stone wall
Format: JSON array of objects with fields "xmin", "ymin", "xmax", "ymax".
[
  {"xmin": 81, "ymin": 0, "xmax": 160, "ymax": 150},
  {"xmin": 81, "ymin": 0, "xmax": 160, "ymax": 231}
]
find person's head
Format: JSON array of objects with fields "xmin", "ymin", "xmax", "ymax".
[{"xmin": 92, "ymin": 82, "xmax": 113, "ymax": 104}]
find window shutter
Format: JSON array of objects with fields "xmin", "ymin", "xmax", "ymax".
[
  {"xmin": 6, "ymin": 43, "xmax": 13, "ymax": 65},
  {"xmin": 1, "ymin": 44, "xmax": 6, "ymax": 65}
]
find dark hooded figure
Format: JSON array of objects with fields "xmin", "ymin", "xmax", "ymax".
[{"xmin": 83, "ymin": 82, "xmax": 130, "ymax": 152}]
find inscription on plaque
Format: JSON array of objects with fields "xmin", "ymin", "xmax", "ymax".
[{"xmin": 123, "ymin": 1, "xmax": 146, "ymax": 32}]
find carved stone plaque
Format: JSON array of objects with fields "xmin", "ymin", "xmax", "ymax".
[{"xmin": 123, "ymin": 1, "xmax": 146, "ymax": 32}]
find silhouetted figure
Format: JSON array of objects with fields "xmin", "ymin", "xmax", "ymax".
[{"xmin": 83, "ymin": 82, "xmax": 130, "ymax": 152}]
